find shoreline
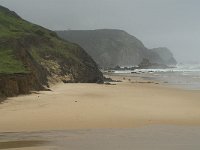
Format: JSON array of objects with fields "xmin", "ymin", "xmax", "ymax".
[
  {"xmin": 0, "ymin": 73, "xmax": 200, "ymax": 132},
  {"xmin": 106, "ymin": 70, "xmax": 200, "ymax": 91}
]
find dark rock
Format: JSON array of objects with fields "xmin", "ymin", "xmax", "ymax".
[
  {"xmin": 104, "ymin": 77, "xmax": 113, "ymax": 82},
  {"xmin": 114, "ymin": 65, "xmax": 121, "ymax": 70},
  {"xmin": 138, "ymin": 58, "xmax": 170, "ymax": 69},
  {"xmin": 131, "ymin": 72, "xmax": 140, "ymax": 74},
  {"xmin": 104, "ymin": 82, "xmax": 116, "ymax": 85},
  {"xmin": 62, "ymin": 80, "xmax": 73, "ymax": 83},
  {"xmin": 103, "ymin": 77, "xmax": 122, "ymax": 83}
]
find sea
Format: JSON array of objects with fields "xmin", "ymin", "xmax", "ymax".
[{"xmin": 113, "ymin": 63, "xmax": 200, "ymax": 90}]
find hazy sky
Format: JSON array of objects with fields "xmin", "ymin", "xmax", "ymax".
[{"xmin": 1, "ymin": 0, "xmax": 200, "ymax": 63}]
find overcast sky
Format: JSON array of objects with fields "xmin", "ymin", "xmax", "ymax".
[{"xmin": 1, "ymin": 0, "xmax": 200, "ymax": 63}]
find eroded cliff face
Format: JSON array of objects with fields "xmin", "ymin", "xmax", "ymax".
[
  {"xmin": 0, "ymin": 37, "xmax": 49, "ymax": 100},
  {"xmin": 0, "ymin": 5, "xmax": 103, "ymax": 99},
  {"xmin": 0, "ymin": 73, "xmax": 44, "ymax": 98},
  {"xmin": 0, "ymin": 34, "xmax": 103, "ymax": 99},
  {"xmin": 9, "ymin": 35, "xmax": 103, "ymax": 84}
]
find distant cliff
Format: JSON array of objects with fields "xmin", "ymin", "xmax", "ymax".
[
  {"xmin": 56, "ymin": 29, "xmax": 177, "ymax": 68},
  {"xmin": 0, "ymin": 6, "xmax": 103, "ymax": 99},
  {"xmin": 149, "ymin": 47, "xmax": 177, "ymax": 65}
]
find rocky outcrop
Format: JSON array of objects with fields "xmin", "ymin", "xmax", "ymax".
[
  {"xmin": 138, "ymin": 58, "xmax": 169, "ymax": 69},
  {"xmin": 56, "ymin": 29, "xmax": 177, "ymax": 68}
]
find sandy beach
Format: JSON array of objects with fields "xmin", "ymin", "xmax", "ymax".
[
  {"xmin": 0, "ymin": 74, "xmax": 200, "ymax": 132},
  {"xmin": 1, "ymin": 1, "xmax": 200, "ymax": 149},
  {"xmin": 1, "ymin": 74, "xmax": 200, "ymax": 149}
]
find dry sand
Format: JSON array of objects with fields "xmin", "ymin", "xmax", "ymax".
[{"xmin": 0, "ymin": 75, "xmax": 200, "ymax": 132}]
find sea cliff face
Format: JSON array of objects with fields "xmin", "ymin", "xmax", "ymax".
[
  {"xmin": 0, "ymin": 5, "xmax": 103, "ymax": 99},
  {"xmin": 0, "ymin": 73, "xmax": 43, "ymax": 98},
  {"xmin": 56, "ymin": 29, "xmax": 177, "ymax": 68},
  {"xmin": 149, "ymin": 47, "xmax": 177, "ymax": 65}
]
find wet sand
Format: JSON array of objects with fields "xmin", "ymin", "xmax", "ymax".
[
  {"xmin": 1, "ymin": 126, "xmax": 200, "ymax": 150},
  {"xmin": 0, "ymin": 140, "xmax": 48, "ymax": 149},
  {"xmin": 0, "ymin": 74, "xmax": 200, "ymax": 149}
]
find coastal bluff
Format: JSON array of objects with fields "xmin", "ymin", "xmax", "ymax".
[
  {"xmin": 0, "ymin": 5, "xmax": 103, "ymax": 99},
  {"xmin": 56, "ymin": 29, "xmax": 177, "ymax": 68}
]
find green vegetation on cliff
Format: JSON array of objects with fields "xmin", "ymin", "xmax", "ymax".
[
  {"xmin": 0, "ymin": 5, "xmax": 103, "ymax": 98},
  {"xmin": 0, "ymin": 49, "xmax": 27, "ymax": 73}
]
